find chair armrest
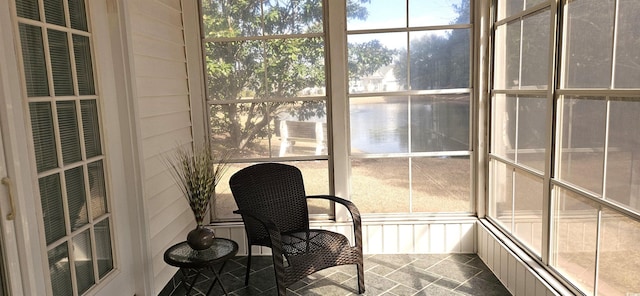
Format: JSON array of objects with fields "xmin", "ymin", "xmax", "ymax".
[{"xmin": 306, "ymin": 195, "xmax": 363, "ymax": 249}]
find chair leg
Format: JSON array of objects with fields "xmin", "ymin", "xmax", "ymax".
[
  {"xmin": 244, "ymin": 247, "xmax": 252, "ymax": 286},
  {"xmin": 356, "ymin": 261, "xmax": 365, "ymax": 294}
]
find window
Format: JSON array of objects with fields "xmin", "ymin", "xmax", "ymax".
[
  {"xmin": 489, "ymin": 0, "xmax": 640, "ymax": 295},
  {"xmin": 16, "ymin": 0, "xmax": 114, "ymax": 294},
  {"xmin": 347, "ymin": 0, "xmax": 473, "ymax": 214}
]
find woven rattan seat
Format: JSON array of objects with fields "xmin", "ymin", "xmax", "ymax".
[{"xmin": 230, "ymin": 163, "xmax": 365, "ymax": 295}]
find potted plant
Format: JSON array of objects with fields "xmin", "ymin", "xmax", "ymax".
[{"xmin": 166, "ymin": 144, "xmax": 230, "ymax": 250}]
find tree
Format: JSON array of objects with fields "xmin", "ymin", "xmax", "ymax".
[{"xmin": 201, "ymin": 0, "xmax": 393, "ymax": 156}]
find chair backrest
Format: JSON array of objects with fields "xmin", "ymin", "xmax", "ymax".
[{"xmin": 229, "ymin": 163, "xmax": 310, "ymax": 235}]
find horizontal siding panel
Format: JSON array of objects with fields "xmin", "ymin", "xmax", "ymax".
[
  {"xmin": 150, "ymin": 209, "xmax": 193, "ymax": 257},
  {"xmin": 133, "ymin": 1, "xmax": 182, "ymax": 27},
  {"xmin": 134, "ymin": 56, "xmax": 187, "ymax": 79},
  {"xmin": 149, "ymin": 198, "xmax": 191, "ymax": 238},
  {"xmin": 154, "ymin": 264, "xmax": 178, "ymax": 295},
  {"xmin": 130, "ymin": 12, "xmax": 183, "ymax": 43},
  {"xmin": 144, "ymin": 170, "xmax": 175, "ymax": 198},
  {"xmin": 141, "ymin": 128, "xmax": 192, "ymax": 157},
  {"xmin": 138, "ymin": 95, "xmax": 190, "ymax": 118},
  {"xmin": 140, "ymin": 111, "xmax": 192, "ymax": 138},
  {"xmin": 158, "ymin": 0, "xmax": 181, "ymax": 11},
  {"xmin": 133, "ymin": 34, "xmax": 186, "ymax": 62},
  {"xmin": 136, "ymin": 76, "xmax": 188, "ymax": 97},
  {"xmin": 147, "ymin": 185, "xmax": 182, "ymax": 218}
]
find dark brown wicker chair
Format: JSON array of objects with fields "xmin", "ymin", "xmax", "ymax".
[{"xmin": 229, "ymin": 163, "xmax": 365, "ymax": 295}]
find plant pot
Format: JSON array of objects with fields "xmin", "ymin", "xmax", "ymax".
[{"xmin": 186, "ymin": 226, "xmax": 215, "ymax": 250}]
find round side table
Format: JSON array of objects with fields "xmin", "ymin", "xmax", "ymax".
[{"xmin": 164, "ymin": 238, "xmax": 239, "ymax": 295}]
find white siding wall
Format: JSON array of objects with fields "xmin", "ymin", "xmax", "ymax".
[
  {"xmin": 210, "ymin": 219, "xmax": 477, "ymax": 256},
  {"xmin": 125, "ymin": 0, "xmax": 194, "ymax": 293},
  {"xmin": 477, "ymin": 220, "xmax": 574, "ymax": 296}
]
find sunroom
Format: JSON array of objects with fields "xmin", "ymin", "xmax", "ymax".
[{"xmin": 0, "ymin": 0, "xmax": 638, "ymax": 295}]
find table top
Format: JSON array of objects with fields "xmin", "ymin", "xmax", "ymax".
[{"xmin": 164, "ymin": 238, "xmax": 239, "ymax": 269}]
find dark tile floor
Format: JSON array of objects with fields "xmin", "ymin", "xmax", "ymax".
[{"xmin": 159, "ymin": 254, "xmax": 511, "ymax": 296}]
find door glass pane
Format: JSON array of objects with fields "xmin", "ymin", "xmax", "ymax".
[
  {"xmin": 351, "ymin": 158, "xmax": 410, "ymax": 213},
  {"xmin": 44, "ymin": 0, "xmax": 66, "ymax": 26},
  {"xmin": 350, "ymin": 96, "xmax": 409, "ymax": 154},
  {"xmin": 19, "ymin": 24, "xmax": 49, "ymax": 97},
  {"xmin": 489, "ymin": 160, "xmax": 514, "ymax": 232},
  {"xmin": 29, "ymin": 102, "xmax": 58, "ymax": 172},
  {"xmin": 564, "ymin": 0, "xmax": 615, "ymax": 88},
  {"xmin": 57, "ymin": 101, "xmax": 82, "ymax": 164},
  {"xmin": 73, "ymin": 35, "xmax": 95, "ymax": 95},
  {"xmin": 73, "ymin": 230, "xmax": 95, "ymax": 294},
  {"xmin": 605, "ymin": 100, "xmax": 640, "ymax": 212},
  {"xmin": 514, "ymin": 171, "xmax": 543, "ymax": 255},
  {"xmin": 599, "ymin": 208, "xmax": 640, "ymax": 295},
  {"xmin": 412, "ymin": 156, "xmax": 470, "ymax": 212},
  {"xmin": 614, "ymin": 0, "xmax": 640, "ymax": 88},
  {"xmin": 88, "ymin": 160, "xmax": 107, "ymax": 218},
  {"xmin": 95, "ymin": 219, "xmax": 113, "ymax": 278},
  {"xmin": 48, "ymin": 29, "xmax": 74, "ymax": 96},
  {"xmin": 521, "ymin": 10, "xmax": 550, "ymax": 89},
  {"xmin": 39, "ymin": 174, "xmax": 66, "ymax": 244},
  {"xmin": 48, "ymin": 243, "xmax": 73, "ymax": 296},
  {"xmin": 16, "ymin": 0, "xmax": 40, "ymax": 20},
  {"xmin": 81, "ymin": 100, "xmax": 101, "ymax": 158},
  {"xmin": 411, "ymin": 94, "xmax": 470, "ymax": 152},
  {"xmin": 558, "ymin": 97, "xmax": 606, "ymax": 195},
  {"xmin": 68, "ymin": 0, "xmax": 88, "ymax": 31},
  {"xmin": 551, "ymin": 187, "xmax": 598, "ymax": 295},
  {"xmin": 65, "ymin": 166, "xmax": 88, "ymax": 231}
]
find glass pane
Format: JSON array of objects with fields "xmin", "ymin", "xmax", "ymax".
[
  {"xmin": 411, "ymin": 94, "xmax": 470, "ymax": 152},
  {"xmin": 263, "ymin": 0, "xmax": 323, "ymax": 35},
  {"xmin": 95, "ymin": 219, "xmax": 113, "ymax": 278},
  {"xmin": 412, "ymin": 156, "xmax": 471, "ymax": 212},
  {"xmin": 409, "ymin": 0, "xmax": 470, "ymax": 27},
  {"xmin": 563, "ymin": 0, "xmax": 615, "ymax": 88},
  {"xmin": 88, "ymin": 161, "xmax": 107, "ymax": 219},
  {"xmin": 491, "ymin": 94, "xmax": 516, "ymax": 161},
  {"xmin": 19, "ymin": 24, "xmax": 49, "ymax": 97},
  {"xmin": 551, "ymin": 187, "xmax": 598, "ymax": 295},
  {"xmin": 204, "ymin": 40, "xmax": 263, "ymax": 100},
  {"xmin": 48, "ymin": 243, "xmax": 73, "ymax": 296},
  {"xmin": 605, "ymin": 100, "xmax": 640, "ymax": 212},
  {"xmin": 265, "ymin": 38, "xmax": 325, "ymax": 95},
  {"xmin": 214, "ymin": 161, "xmax": 330, "ymax": 219},
  {"xmin": 520, "ymin": 10, "xmax": 550, "ymax": 89},
  {"xmin": 347, "ymin": 0, "xmax": 406, "ymax": 30},
  {"xmin": 39, "ymin": 174, "xmax": 66, "ymax": 245},
  {"xmin": 489, "ymin": 160, "xmax": 514, "ymax": 232},
  {"xmin": 200, "ymin": 0, "xmax": 262, "ymax": 38},
  {"xmin": 497, "ymin": 0, "xmax": 523, "ymax": 20},
  {"xmin": 598, "ymin": 209, "xmax": 640, "ymax": 295},
  {"xmin": 517, "ymin": 96, "xmax": 547, "ymax": 172},
  {"xmin": 493, "ymin": 21, "xmax": 520, "ymax": 89},
  {"xmin": 29, "ymin": 102, "xmax": 58, "ymax": 172},
  {"xmin": 57, "ymin": 101, "xmax": 83, "ymax": 164},
  {"xmin": 68, "ymin": 0, "xmax": 88, "ymax": 31},
  {"xmin": 73, "ymin": 230, "xmax": 95, "ymax": 294},
  {"xmin": 44, "ymin": 0, "xmax": 65, "ymax": 26},
  {"xmin": 65, "ymin": 167, "xmax": 88, "ymax": 231},
  {"xmin": 16, "ymin": 0, "xmax": 40, "ymax": 20},
  {"xmin": 350, "ymin": 96, "xmax": 408, "ymax": 155},
  {"xmin": 526, "ymin": 0, "xmax": 547, "ymax": 8},
  {"xmin": 614, "ymin": 0, "xmax": 640, "ymax": 88},
  {"xmin": 347, "ymin": 33, "xmax": 404, "ymax": 93},
  {"xmin": 408, "ymin": 29, "xmax": 470, "ymax": 90},
  {"xmin": 81, "ymin": 100, "xmax": 101, "ymax": 158},
  {"xmin": 514, "ymin": 171, "xmax": 543, "ymax": 255},
  {"xmin": 73, "ymin": 35, "xmax": 95, "ymax": 95},
  {"xmin": 559, "ymin": 97, "xmax": 606, "ymax": 195},
  {"xmin": 48, "ymin": 29, "xmax": 74, "ymax": 96},
  {"xmin": 351, "ymin": 158, "xmax": 410, "ymax": 213}
]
